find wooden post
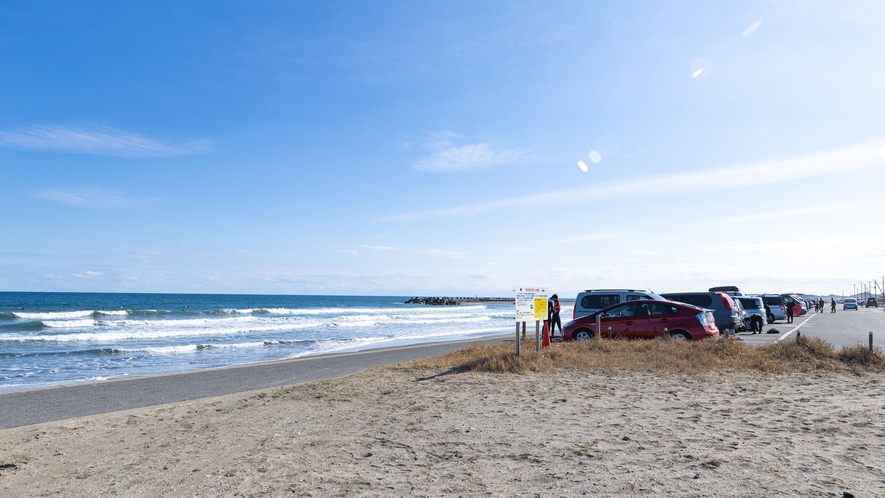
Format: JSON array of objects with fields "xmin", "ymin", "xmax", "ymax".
[
  {"xmin": 516, "ymin": 322, "xmax": 521, "ymax": 357},
  {"xmin": 595, "ymin": 314, "xmax": 602, "ymax": 339},
  {"xmin": 870, "ymin": 331, "xmax": 874, "ymax": 351}
]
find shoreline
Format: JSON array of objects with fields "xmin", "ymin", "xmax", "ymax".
[{"xmin": 0, "ymin": 333, "xmax": 513, "ymax": 430}]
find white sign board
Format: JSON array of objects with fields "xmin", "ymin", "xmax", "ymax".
[{"xmin": 514, "ymin": 287, "xmax": 548, "ymax": 322}]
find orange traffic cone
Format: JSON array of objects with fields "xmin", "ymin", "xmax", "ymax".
[{"xmin": 541, "ymin": 322, "xmax": 551, "ymax": 347}]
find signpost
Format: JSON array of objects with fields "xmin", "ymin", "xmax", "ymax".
[{"xmin": 514, "ymin": 287, "xmax": 547, "ymax": 356}]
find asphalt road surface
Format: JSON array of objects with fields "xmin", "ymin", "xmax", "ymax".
[
  {"xmin": 737, "ymin": 305, "xmax": 885, "ymax": 348},
  {"xmin": 0, "ymin": 334, "xmax": 512, "ymax": 430}
]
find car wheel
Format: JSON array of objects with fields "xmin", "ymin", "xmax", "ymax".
[
  {"xmin": 669, "ymin": 331, "xmax": 691, "ymax": 341},
  {"xmin": 573, "ymin": 329, "xmax": 594, "ymax": 340}
]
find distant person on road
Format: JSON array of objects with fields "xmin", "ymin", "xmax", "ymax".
[
  {"xmin": 786, "ymin": 300, "xmax": 794, "ymax": 323},
  {"xmin": 819, "ymin": 298, "xmax": 825, "ymax": 313},
  {"xmin": 831, "ymin": 298, "xmax": 836, "ymax": 313},
  {"xmin": 548, "ymin": 294, "xmax": 562, "ymax": 337}
]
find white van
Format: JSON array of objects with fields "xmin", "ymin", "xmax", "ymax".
[{"xmin": 572, "ymin": 289, "xmax": 665, "ymax": 319}]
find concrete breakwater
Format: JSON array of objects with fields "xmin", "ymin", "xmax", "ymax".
[{"xmin": 404, "ymin": 297, "xmax": 515, "ymax": 305}]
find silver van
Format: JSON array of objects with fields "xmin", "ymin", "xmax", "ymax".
[{"xmin": 572, "ymin": 289, "xmax": 665, "ymax": 319}]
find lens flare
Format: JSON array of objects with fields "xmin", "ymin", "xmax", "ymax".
[
  {"xmin": 692, "ymin": 68, "xmax": 703, "ymax": 78},
  {"xmin": 588, "ymin": 150, "xmax": 602, "ymax": 163},
  {"xmin": 576, "ymin": 160, "xmax": 589, "ymax": 173}
]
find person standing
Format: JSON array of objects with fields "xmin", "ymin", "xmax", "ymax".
[
  {"xmin": 831, "ymin": 298, "xmax": 836, "ymax": 313},
  {"xmin": 786, "ymin": 299, "xmax": 794, "ymax": 324},
  {"xmin": 548, "ymin": 294, "xmax": 562, "ymax": 337},
  {"xmin": 819, "ymin": 298, "xmax": 825, "ymax": 313}
]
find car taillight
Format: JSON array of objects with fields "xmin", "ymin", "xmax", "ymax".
[
  {"xmin": 718, "ymin": 293, "xmax": 732, "ymax": 310},
  {"xmin": 696, "ymin": 312, "xmax": 706, "ymax": 327}
]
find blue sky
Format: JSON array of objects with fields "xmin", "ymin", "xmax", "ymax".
[{"xmin": 2, "ymin": 0, "xmax": 884, "ymax": 297}]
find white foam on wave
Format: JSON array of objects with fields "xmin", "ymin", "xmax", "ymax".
[
  {"xmin": 1, "ymin": 318, "xmax": 322, "ymax": 343},
  {"xmin": 14, "ymin": 310, "xmax": 93, "ymax": 320},
  {"xmin": 95, "ymin": 310, "xmax": 128, "ymax": 316},
  {"xmin": 264, "ymin": 305, "xmax": 489, "ymax": 316},
  {"xmin": 287, "ymin": 336, "xmax": 389, "ymax": 358},
  {"xmin": 43, "ymin": 319, "xmax": 96, "ymax": 328},
  {"xmin": 128, "ymin": 341, "xmax": 270, "ymax": 354}
]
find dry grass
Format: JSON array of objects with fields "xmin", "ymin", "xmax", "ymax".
[{"xmin": 403, "ymin": 336, "xmax": 885, "ymax": 375}]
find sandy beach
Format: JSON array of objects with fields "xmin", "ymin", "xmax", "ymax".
[{"xmin": 1, "ymin": 363, "xmax": 883, "ymax": 497}]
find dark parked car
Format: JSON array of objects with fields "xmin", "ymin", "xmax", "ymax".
[
  {"xmin": 562, "ymin": 300, "xmax": 719, "ymax": 341},
  {"xmin": 661, "ymin": 291, "xmax": 742, "ymax": 335},
  {"xmin": 866, "ymin": 297, "xmax": 879, "ymax": 308}
]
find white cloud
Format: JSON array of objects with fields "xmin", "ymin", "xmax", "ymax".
[
  {"xmin": 34, "ymin": 187, "xmax": 159, "ymax": 209},
  {"xmin": 727, "ymin": 201, "xmax": 875, "ymax": 222},
  {"xmin": 0, "ymin": 125, "xmax": 212, "ymax": 157},
  {"xmin": 410, "ymin": 136, "xmax": 530, "ymax": 172},
  {"xmin": 384, "ymin": 138, "xmax": 885, "ymax": 221},
  {"xmin": 742, "ymin": 20, "xmax": 762, "ymax": 37},
  {"xmin": 557, "ymin": 232, "xmax": 624, "ymax": 244},
  {"xmin": 426, "ymin": 249, "xmax": 467, "ymax": 258},
  {"xmin": 355, "ymin": 245, "xmax": 400, "ymax": 251}
]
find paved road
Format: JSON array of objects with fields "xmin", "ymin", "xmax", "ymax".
[
  {"xmin": 0, "ymin": 334, "xmax": 512, "ymax": 430},
  {"xmin": 737, "ymin": 306, "xmax": 885, "ymax": 348}
]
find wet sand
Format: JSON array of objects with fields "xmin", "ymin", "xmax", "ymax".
[{"xmin": 1, "ymin": 365, "xmax": 883, "ymax": 497}]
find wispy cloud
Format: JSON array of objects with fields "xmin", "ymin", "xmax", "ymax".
[
  {"xmin": 355, "ymin": 245, "xmax": 400, "ymax": 251},
  {"xmin": 71, "ymin": 270, "xmax": 104, "ymax": 278},
  {"xmin": 0, "ymin": 125, "xmax": 212, "ymax": 157},
  {"xmin": 742, "ymin": 20, "xmax": 762, "ymax": 37},
  {"xmin": 410, "ymin": 134, "xmax": 530, "ymax": 172},
  {"xmin": 426, "ymin": 248, "xmax": 466, "ymax": 258},
  {"xmin": 727, "ymin": 201, "xmax": 875, "ymax": 222},
  {"xmin": 384, "ymin": 139, "xmax": 885, "ymax": 221},
  {"xmin": 557, "ymin": 232, "xmax": 625, "ymax": 244},
  {"xmin": 34, "ymin": 187, "xmax": 159, "ymax": 209}
]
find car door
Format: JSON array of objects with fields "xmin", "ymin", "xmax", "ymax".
[
  {"xmin": 647, "ymin": 302, "xmax": 682, "ymax": 337},
  {"xmin": 630, "ymin": 301, "xmax": 657, "ymax": 339},
  {"xmin": 600, "ymin": 303, "xmax": 639, "ymax": 338}
]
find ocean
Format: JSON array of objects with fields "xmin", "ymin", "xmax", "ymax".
[{"xmin": 0, "ymin": 292, "xmax": 517, "ymax": 392}]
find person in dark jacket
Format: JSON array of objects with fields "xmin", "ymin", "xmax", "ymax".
[
  {"xmin": 831, "ymin": 298, "xmax": 836, "ymax": 313},
  {"xmin": 785, "ymin": 299, "xmax": 794, "ymax": 323},
  {"xmin": 547, "ymin": 294, "xmax": 562, "ymax": 337}
]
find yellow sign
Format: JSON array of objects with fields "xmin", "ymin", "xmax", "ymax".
[{"xmin": 533, "ymin": 297, "xmax": 548, "ymax": 320}]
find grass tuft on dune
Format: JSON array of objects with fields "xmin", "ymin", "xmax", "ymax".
[{"xmin": 404, "ymin": 336, "xmax": 885, "ymax": 375}]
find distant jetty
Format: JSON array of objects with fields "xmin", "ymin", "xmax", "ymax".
[{"xmin": 404, "ymin": 296, "xmax": 515, "ymax": 305}]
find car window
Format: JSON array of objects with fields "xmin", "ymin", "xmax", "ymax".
[
  {"xmin": 650, "ymin": 303, "xmax": 680, "ymax": 315},
  {"xmin": 603, "ymin": 303, "xmax": 637, "ymax": 318},
  {"xmin": 626, "ymin": 294, "xmax": 654, "ymax": 301},
  {"xmin": 665, "ymin": 294, "xmax": 712, "ymax": 308},
  {"xmin": 581, "ymin": 294, "xmax": 620, "ymax": 309},
  {"xmin": 739, "ymin": 298, "xmax": 759, "ymax": 309}
]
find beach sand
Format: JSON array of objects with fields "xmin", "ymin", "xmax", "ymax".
[{"xmin": 1, "ymin": 366, "xmax": 883, "ymax": 497}]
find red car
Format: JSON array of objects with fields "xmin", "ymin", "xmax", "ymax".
[{"xmin": 562, "ymin": 300, "xmax": 719, "ymax": 341}]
